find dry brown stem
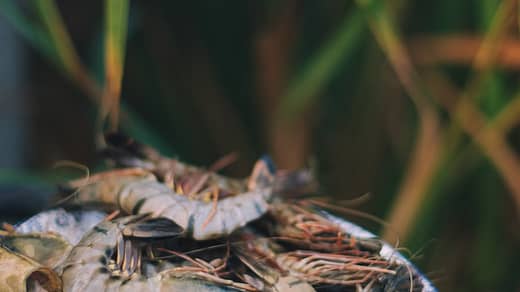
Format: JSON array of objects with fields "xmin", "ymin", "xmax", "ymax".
[
  {"xmin": 409, "ymin": 35, "xmax": 520, "ymax": 69},
  {"xmin": 254, "ymin": 0, "xmax": 311, "ymax": 170}
]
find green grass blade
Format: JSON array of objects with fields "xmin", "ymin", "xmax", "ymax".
[
  {"xmin": 34, "ymin": 0, "xmax": 86, "ymax": 80},
  {"xmin": 33, "ymin": 0, "xmax": 101, "ymax": 100},
  {"xmin": 0, "ymin": 169, "xmax": 52, "ymax": 187},
  {"xmin": 0, "ymin": 0, "xmax": 55, "ymax": 62},
  {"xmin": 104, "ymin": 0, "xmax": 129, "ymax": 77},
  {"xmin": 277, "ymin": 8, "xmax": 366, "ymax": 119},
  {"xmin": 102, "ymin": 0, "xmax": 129, "ymax": 130}
]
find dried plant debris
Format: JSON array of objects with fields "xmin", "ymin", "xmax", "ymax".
[
  {"xmin": 267, "ymin": 203, "xmax": 383, "ymax": 253},
  {"xmin": 0, "ymin": 134, "xmax": 436, "ymax": 291},
  {"xmin": 15, "ymin": 208, "xmax": 106, "ymax": 245},
  {"xmin": 0, "ymin": 233, "xmax": 72, "ymax": 268},
  {"xmin": 58, "ymin": 158, "xmax": 275, "ymax": 240},
  {"xmin": 0, "ymin": 245, "xmax": 61, "ymax": 292}
]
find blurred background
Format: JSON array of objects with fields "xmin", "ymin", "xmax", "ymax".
[{"xmin": 0, "ymin": 0, "xmax": 519, "ymax": 290}]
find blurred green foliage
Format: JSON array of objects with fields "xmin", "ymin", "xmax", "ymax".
[{"xmin": 1, "ymin": 0, "xmax": 520, "ymax": 290}]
